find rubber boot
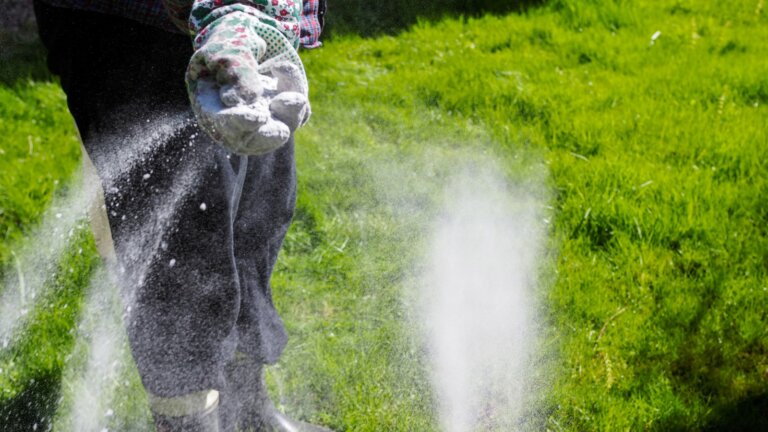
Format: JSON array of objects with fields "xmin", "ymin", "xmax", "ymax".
[
  {"xmin": 221, "ymin": 353, "xmax": 333, "ymax": 432},
  {"xmin": 150, "ymin": 390, "xmax": 221, "ymax": 432}
]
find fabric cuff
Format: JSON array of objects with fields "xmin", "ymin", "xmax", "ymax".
[{"xmin": 149, "ymin": 389, "xmax": 220, "ymax": 417}]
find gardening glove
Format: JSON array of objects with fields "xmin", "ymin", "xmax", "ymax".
[{"xmin": 186, "ymin": 2, "xmax": 309, "ymax": 156}]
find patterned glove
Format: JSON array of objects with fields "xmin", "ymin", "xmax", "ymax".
[{"xmin": 186, "ymin": 1, "xmax": 310, "ymax": 155}]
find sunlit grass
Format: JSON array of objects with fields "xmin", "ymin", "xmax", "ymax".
[{"xmin": 1, "ymin": 0, "xmax": 767, "ymax": 430}]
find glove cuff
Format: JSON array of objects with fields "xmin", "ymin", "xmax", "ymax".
[{"xmin": 191, "ymin": 1, "xmax": 301, "ymax": 50}]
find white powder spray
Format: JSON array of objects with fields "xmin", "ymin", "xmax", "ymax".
[
  {"xmin": 420, "ymin": 166, "xmax": 547, "ymax": 432},
  {"xmin": 52, "ymin": 267, "xmax": 149, "ymax": 432},
  {"xmin": 367, "ymin": 145, "xmax": 550, "ymax": 430},
  {"xmin": 53, "ymin": 115, "xmax": 198, "ymax": 431},
  {"xmin": 1, "ymin": 114, "xmax": 196, "ymax": 430},
  {"xmin": 0, "ymin": 180, "xmax": 96, "ymax": 349},
  {"xmin": 0, "ymin": 113, "xmax": 189, "ymax": 352}
]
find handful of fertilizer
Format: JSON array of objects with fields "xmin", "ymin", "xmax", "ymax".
[
  {"xmin": 185, "ymin": 10, "xmax": 311, "ymax": 156},
  {"xmin": 191, "ymin": 61, "xmax": 310, "ymax": 156}
]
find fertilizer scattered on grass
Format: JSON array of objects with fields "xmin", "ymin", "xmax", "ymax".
[
  {"xmin": 369, "ymin": 149, "xmax": 549, "ymax": 430},
  {"xmin": 5, "ymin": 105, "xmax": 550, "ymax": 430},
  {"xmin": 419, "ymin": 165, "xmax": 547, "ymax": 431},
  {"xmin": 52, "ymin": 267, "xmax": 146, "ymax": 432},
  {"xmin": 0, "ymin": 114, "xmax": 189, "ymax": 352},
  {"xmin": 0, "ymin": 180, "xmax": 96, "ymax": 348}
]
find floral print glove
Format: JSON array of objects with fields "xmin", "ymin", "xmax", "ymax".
[{"xmin": 186, "ymin": 0, "xmax": 310, "ymax": 155}]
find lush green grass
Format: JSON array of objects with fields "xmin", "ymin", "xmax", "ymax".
[
  {"xmin": 2, "ymin": 0, "xmax": 768, "ymax": 430},
  {"xmin": 324, "ymin": 0, "xmax": 542, "ymax": 36},
  {"xmin": 293, "ymin": 1, "xmax": 768, "ymax": 429},
  {"xmin": 0, "ymin": 35, "xmax": 99, "ymax": 429}
]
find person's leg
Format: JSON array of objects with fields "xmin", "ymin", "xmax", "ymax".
[
  {"xmin": 222, "ymin": 138, "xmax": 333, "ymax": 432},
  {"xmin": 33, "ymin": 0, "xmax": 283, "ymax": 422},
  {"xmin": 35, "ymin": 2, "xmax": 332, "ymax": 430},
  {"xmin": 231, "ymin": 142, "xmax": 296, "ymax": 364}
]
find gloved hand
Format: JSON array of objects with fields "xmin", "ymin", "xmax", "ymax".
[{"xmin": 186, "ymin": 6, "xmax": 310, "ymax": 155}]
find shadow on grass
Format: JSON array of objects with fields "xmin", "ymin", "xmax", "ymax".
[
  {"xmin": 651, "ymin": 393, "xmax": 768, "ymax": 432},
  {"xmin": 324, "ymin": 0, "xmax": 546, "ymax": 38},
  {"xmin": 702, "ymin": 394, "xmax": 768, "ymax": 432},
  {"xmin": 0, "ymin": 369, "xmax": 61, "ymax": 432},
  {"xmin": 0, "ymin": 30, "xmax": 52, "ymax": 87}
]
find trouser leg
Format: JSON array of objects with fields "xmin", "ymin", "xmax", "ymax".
[
  {"xmin": 231, "ymin": 142, "xmax": 296, "ymax": 364},
  {"xmin": 33, "ymin": 0, "xmax": 292, "ymax": 398}
]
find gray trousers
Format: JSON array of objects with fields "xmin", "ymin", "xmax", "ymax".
[{"xmin": 35, "ymin": 1, "xmax": 295, "ymax": 397}]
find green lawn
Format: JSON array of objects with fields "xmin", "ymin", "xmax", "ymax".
[{"xmin": 1, "ymin": 0, "xmax": 767, "ymax": 430}]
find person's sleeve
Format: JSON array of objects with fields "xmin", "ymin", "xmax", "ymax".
[
  {"xmin": 300, "ymin": 0, "xmax": 326, "ymax": 49},
  {"xmin": 162, "ymin": 0, "xmax": 196, "ymax": 35},
  {"xmin": 162, "ymin": 0, "xmax": 301, "ymax": 49}
]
